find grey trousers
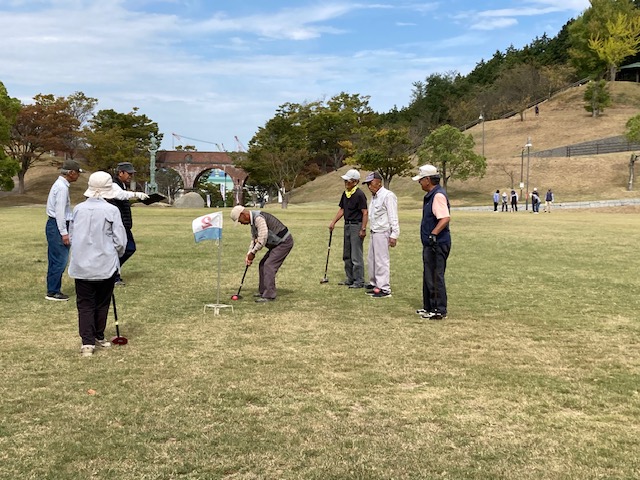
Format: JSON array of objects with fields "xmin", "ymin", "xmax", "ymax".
[
  {"xmin": 367, "ymin": 231, "xmax": 391, "ymax": 293},
  {"xmin": 259, "ymin": 234, "xmax": 294, "ymax": 299},
  {"xmin": 343, "ymin": 223, "xmax": 365, "ymax": 286}
]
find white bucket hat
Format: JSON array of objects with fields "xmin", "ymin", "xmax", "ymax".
[{"xmin": 84, "ymin": 171, "xmax": 119, "ymax": 199}]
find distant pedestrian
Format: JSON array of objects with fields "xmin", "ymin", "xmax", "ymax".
[
  {"xmin": 535, "ymin": 105, "xmax": 540, "ymax": 116},
  {"xmin": 531, "ymin": 188, "xmax": 541, "ymax": 214},
  {"xmin": 413, "ymin": 164, "xmax": 450, "ymax": 320},
  {"xmin": 545, "ymin": 189, "xmax": 554, "ymax": 213},
  {"xmin": 510, "ymin": 190, "xmax": 518, "ymax": 212},
  {"xmin": 68, "ymin": 172, "xmax": 127, "ymax": 357},
  {"xmin": 45, "ymin": 159, "xmax": 83, "ymax": 301},
  {"xmin": 329, "ymin": 169, "xmax": 368, "ymax": 289},
  {"xmin": 493, "ymin": 189, "xmax": 500, "ymax": 212},
  {"xmin": 501, "ymin": 192, "xmax": 509, "ymax": 212},
  {"xmin": 362, "ymin": 172, "xmax": 399, "ymax": 298}
]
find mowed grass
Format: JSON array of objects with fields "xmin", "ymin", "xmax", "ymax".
[{"xmin": 1, "ymin": 204, "xmax": 639, "ymax": 479}]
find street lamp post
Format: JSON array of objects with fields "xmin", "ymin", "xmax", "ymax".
[
  {"xmin": 525, "ymin": 137, "xmax": 532, "ymax": 211},
  {"xmin": 479, "ymin": 113, "xmax": 485, "ymax": 157},
  {"xmin": 520, "ymin": 148, "xmax": 525, "ymax": 203}
]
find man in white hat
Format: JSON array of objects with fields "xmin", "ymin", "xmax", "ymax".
[
  {"xmin": 413, "ymin": 164, "xmax": 451, "ymax": 320},
  {"xmin": 230, "ymin": 205, "xmax": 294, "ymax": 302},
  {"xmin": 68, "ymin": 171, "xmax": 127, "ymax": 356},
  {"xmin": 328, "ymin": 169, "xmax": 368, "ymax": 288}
]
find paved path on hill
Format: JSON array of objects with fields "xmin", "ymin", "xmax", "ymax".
[{"xmin": 452, "ymin": 197, "xmax": 640, "ymax": 212}]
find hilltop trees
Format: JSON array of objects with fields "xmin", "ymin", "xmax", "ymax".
[
  {"xmin": 7, "ymin": 94, "xmax": 78, "ymax": 194},
  {"xmin": 588, "ymin": 12, "xmax": 640, "ymax": 81},
  {"xmin": 0, "ymin": 82, "xmax": 20, "ymax": 191}
]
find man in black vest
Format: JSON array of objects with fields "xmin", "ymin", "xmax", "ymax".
[
  {"xmin": 108, "ymin": 162, "xmax": 148, "ymax": 285},
  {"xmin": 413, "ymin": 164, "xmax": 451, "ymax": 320},
  {"xmin": 230, "ymin": 206, "xmax": 294, "ymax": 302}
]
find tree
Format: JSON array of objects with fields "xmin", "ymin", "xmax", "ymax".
[
  {"xmin": 0, "ymin": 82, "xmax": 20, "ymax": 191},
  {"xmin": 6, "ymin": 94, "xmax": 78, "ymax": 193},
  {"xmin": 625, "ymin": 113, "xmax": 640, "ymax": 142},
  {"xmin": 63, "ymin": 91, "xmax": 98, "ymax": 159},
  {"xmin": 584, "ymin": 79, "xmax": 612, "ymax": 116},
  {"xmin": 486, "ymin": 63, "xmax": 551, "ymax": 121},
  {"xmin": 588, "ymin": 13, "xmax": 640, "ymax": 81},
  {"xmin": 568, "ymin": 0, "xmax": 639, "ymax": 78},
  {"xmin": 417, "ymin": 124, "xmax": 487, "ymax": 190},
  {"xmin": 84, "ymin": 107, "xmax": 160, "ymax": 179},
  {"xmin": 345, "ymin": 126, "xmax": 414, "ymax": 189}
]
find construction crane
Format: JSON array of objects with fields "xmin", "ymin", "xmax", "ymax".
[{"xmin": 234, "ymin": 136, "xmax": 247, "ymax": 152}]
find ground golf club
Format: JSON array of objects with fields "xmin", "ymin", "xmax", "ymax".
[
  {"xmin": 231, "ymin": 264, "xmax": 250, "ymax": 300},
  {"xmin": 320, "ymin": 229, "xmax": 332, "ymax": 284},
  {"xmin": 110, "ymin": 293, "xmax": 128, "ymax": 345}
]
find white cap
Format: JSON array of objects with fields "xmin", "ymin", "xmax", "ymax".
[
  {"xmin": 84, "ymin": 171, "xmax": 119, "ymax": 199},
  {"xmin": 340, "ymin": 169, "xmax": 360, "ymax": 181},
  {"xmin": 230, "ymin": 205, "xmax": 245, "ymax": 222},
  {"xmin": 412, "ymin": 164, "xmax": 439, "ymax": 181}
]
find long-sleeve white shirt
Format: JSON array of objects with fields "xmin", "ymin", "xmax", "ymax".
[
  {"xmin": 68, "ymin": 198, "xmax": 127, "ymax": 280},
  {"xmin": 45, "ymin": 176, "xmax": 72, "ymax": 235},
  {"xmin": 368, "ymin": 186, "xmax": 400, "ymax": 239}
]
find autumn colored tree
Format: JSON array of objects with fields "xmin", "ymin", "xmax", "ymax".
[
  {"xmin": 6, "ymin": 94, "xmax": 78, "ymax": 193},
  {"xmin": 588, "ymin": 13, "xmax": 640, "ymax": 81},
  {"xmin": 417, "ymin": 124, "xmax": 486, "ymax": 190}
]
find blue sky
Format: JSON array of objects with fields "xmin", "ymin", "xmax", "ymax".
[{"xmin": 1, "ymin": 0, "xmax": 589, "ymax": 151}]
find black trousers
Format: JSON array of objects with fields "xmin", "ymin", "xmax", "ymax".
[
  {"xmin": 76, "ymin": 273, "xmax": 117, "ymax": 345},
  {"xmin": 422, "ymin": 243, "xmax": 450, "ymax": 315}
]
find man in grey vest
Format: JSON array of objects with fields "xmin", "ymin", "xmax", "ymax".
[{"xmin": 230, "ymin": 206, "xmax": 294, "ymax": 302}]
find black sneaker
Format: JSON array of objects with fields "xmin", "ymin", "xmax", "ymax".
[
  {"xmin": 416, "ymin": 309, "xmax": 427, "ymax": 315},
  {"xmin": 422, "ymin": 311, "xmax": 447, "ymax": 320},
  {"xmin": 338, "ymin": 281, "xmax": 353, "ymax": 286},
  {"xmin": 348, "ymin": 284, "xmax": 364, "ymax": 289},
  {"xmin": 45, "ymin": 292, "xmax": 69, "ymax": 301},
  {"xmin": 372, "ymin": 291, "xmax": 391, "ymax": 298},
  {"xmin": 364, "ymin": 283, "xmax": 375, "ymax": 289}
]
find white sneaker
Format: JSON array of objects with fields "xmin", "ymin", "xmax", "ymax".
[
  {"xmin": 80, "ymin": 345, "xmax": 95, "ymax": 357},
  {"xmin": 95, "ymin": 338, "xmax": 111, "ymax": 348}
]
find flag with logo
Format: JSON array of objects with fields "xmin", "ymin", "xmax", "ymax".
[{"xmin": 192, "ymin": 212, "xmax": 223, "ymax": 243}]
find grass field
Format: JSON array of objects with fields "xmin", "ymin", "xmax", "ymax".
[{"xmin": 1, "ymin": 204, "xmax": 639, "ymax": 479}]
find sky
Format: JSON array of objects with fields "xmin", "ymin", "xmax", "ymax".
[{"xmin": 1, "ymin": 0, "xmax": 590, "ymax": 152}]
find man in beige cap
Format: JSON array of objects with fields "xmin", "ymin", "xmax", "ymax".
[
  {"xmin": 45, "ymin": 159, "xmax": 83, "ymax": 301},
  {"xmin": 328, "ymin": 168, "xmax": 368, "ymax": 288},
  {"xmin": 230, "ymin": 205, "xmax": 294, "ymax": 302}
]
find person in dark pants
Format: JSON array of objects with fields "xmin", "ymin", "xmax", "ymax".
[
  {"xmin": 329, "ymin": 169, "xmax": 368, "ymax": 288},
  {"xmin": 230, "ymin": 206, "xmax": 294, "ymax": 302},
  {"xmin": 413, "ymin": 164, "xmax": 451, "ymax": 320},
  {"xmin": 45, "ymin": 159, "xmax": 83, "ymax": 301},
  {"xmin": 107, "ymin": 162, "xmax": 148, "ymax": 285},
  {"xmin": 510, "ymin": 189, "xmax": 518, "ymax": 212},
  {"xmin": 68, "ymin": 172, "xmax": 127, "ymax": 357},
  {"xmin": 493, "ymin": 189, "xmax": 500, "ymax": 212}
]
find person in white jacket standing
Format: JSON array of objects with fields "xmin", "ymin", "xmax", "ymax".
[{"xmin": 69, "ymin": 171, "xmax": 127, "ymax": 357}]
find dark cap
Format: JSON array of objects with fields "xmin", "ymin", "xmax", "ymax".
[
  {"xmin": 362, "ymin": 171, "xmax": 383, "ymax": 184},
  {"xmin": 62, "ymin": 159, "xmax": 83, "ymax": 172},
  {"xmin": 116, "ymin": 162, "xmax": 136, "ymax": 173}
]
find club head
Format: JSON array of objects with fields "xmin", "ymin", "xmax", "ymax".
[
  {"xmin": 320, "ymin": 277, "xmax": 329, "ymax": 284},
  {"xmin": 111, "ymin": 336, "xmax": 128, "ymax": 345}
]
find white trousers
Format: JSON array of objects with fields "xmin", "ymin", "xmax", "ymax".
[{"xmin": 368, "ymin": 231, "xmax": 391, "ymax": 293}]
